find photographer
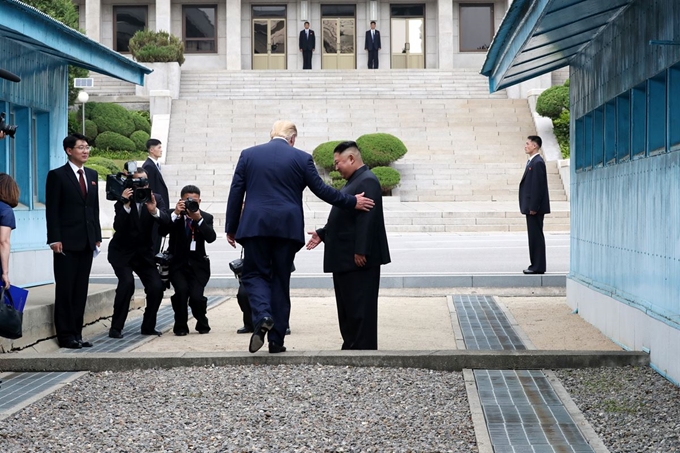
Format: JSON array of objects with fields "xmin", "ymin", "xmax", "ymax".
[
  {"xmin": 107, "ymin": 167, "xmax": 170, "ymax": 338},
  {"xmin": 159, "ymin": 185, "xmax": 216, "ymax": 335}
]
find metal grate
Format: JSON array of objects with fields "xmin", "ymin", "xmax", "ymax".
[
  {"xmin": 453, "ymin": 294, "xmax": 526, "ymax": 350},
  {"xmin": 0, "ymin": 372, "xmax": 74, "ymax": 412}
]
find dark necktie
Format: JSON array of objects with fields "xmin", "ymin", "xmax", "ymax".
[
  {"xmin": 185, "ymin": 217, "xmax": 192, "ymax": 237},
  {"xmin": 77, "ymin": 169, "xmax": 87, "ymax": 198},
  {"xmin": 157, "ymin": 163, "xmax": 161, "ymax": 172}
]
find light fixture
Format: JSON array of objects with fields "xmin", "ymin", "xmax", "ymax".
[
  {"xmin": 77, "ymin": 91, "xmax": 89, "ymax": 135},
  {"xmin": 300, "ymin": 0, "xmax": 309, "ymax": 21},
  {"xmin": 369, "ymin": 1, "xmax": 378, "ymax": 22}
]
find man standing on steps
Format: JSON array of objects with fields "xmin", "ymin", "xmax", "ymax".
[
  {"xmin": 225, "ymin": 120, "xmax": 375, "ymax": 354},
  {"xmin": 143, "ymin": 139, "xmax": 169, "ymax": 254},
  {"xmin": 519, "ymin": 135, "xmax": 550, "ymax": 274},
  {"xmin": 299, "ymin": 21, "xmax": 315, "ymax": 70},
  {"xmin": 365, "ymin": 21, "xmax": 381, "ymax": 69}
]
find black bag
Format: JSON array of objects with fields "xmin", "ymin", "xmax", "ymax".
[{"xmin": 0, "ymin": 286, "xmax": 22, "ymax": 339}]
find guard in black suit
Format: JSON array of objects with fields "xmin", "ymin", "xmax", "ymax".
[
  {"xmin": 307, "ymin": 142, "xmax": 390, "ymax": 350},
  {"xmin": 299, "ymin": 21, "xmax": 315, "ymax": 70},
  {"xmin": 107, "ymin": 168, "xmax": 170, "ymax": 338},
  {"xmin": 46, "ymin": 134, "xmax": 102, "ymax": 349},
  {"xmin": 519, "ymin": 135, "xmax": 551, "ymax": 274},
  {"xmin": 365, "ymin": 21, "xmax": 381, "ymax": 69},
  {"xmin": 142, "ymin": 138, "xmax": 169, "ymax": 255},
  {"xmin": 159, "ymin": 185, "xmax": 217, "ymax": 335}
]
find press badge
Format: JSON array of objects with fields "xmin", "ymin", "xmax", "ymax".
[{"xmin": 190, "ymin": 240, "xmax": 197, "ymax": 251}]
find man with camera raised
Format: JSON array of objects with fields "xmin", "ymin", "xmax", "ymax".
[
  {"xmin": 107, "ymin": 165, "xmax": 170, "ymax": 338},
  {"xmin": 159, "ymin": 185, "xmax": 216, "ymax": 335}
]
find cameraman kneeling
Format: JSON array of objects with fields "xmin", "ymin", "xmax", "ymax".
[
  {"xmin": 159, "ymin": 185, "xmax": 216, "ymax": 335},
  {"xmin": 108, "ymin": 168, "xmax": 170, "ymax": 338}
]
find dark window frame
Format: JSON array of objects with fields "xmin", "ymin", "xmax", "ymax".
[
  {"xmin": 183, "ymin": 4, "xmax": 218, "ymax": 54},
  {"xmin": 459, "ymin": 3, "xmax": 494, "ymax": 53},
  {"xmin": 113, "ymin": 5, "xmax": 148, "ymax": 53}
]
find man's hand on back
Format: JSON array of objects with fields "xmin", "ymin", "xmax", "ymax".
[{"xmin": 354, "ymin": 192, "xmax": 374, "ymax": 211}]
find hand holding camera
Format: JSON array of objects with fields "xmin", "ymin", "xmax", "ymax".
[{"xmin": 176, "ymin": 197, "xmax": 201, "ymax": 220}]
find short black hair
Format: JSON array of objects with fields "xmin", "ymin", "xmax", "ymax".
[
  {"xmin": 370, "ymin": 21, "xmax": 376, "ymax": 25},
  {"xmin": 527, "ymin": 135, "xmax": 542, "ymax": 148},
  {"xmin": 181, "ymin": 185, "xmax": 201, "ymax": 197},
  {"xmin": 304, "ymin": 21, "xmax": 310, "ymax": 25},
  {"xmin": 146, "ymin": 138, "xmax": 161, "ymax": 150},
  {"xmin": 333, "ymin": 141, "xmax": 360, "ymax": 155},
  {"xmin": 63, "ymin": 133, "xmax": 88, "ymax": 151}
]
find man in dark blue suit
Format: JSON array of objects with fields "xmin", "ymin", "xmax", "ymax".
[
  {"xmin": 225, "ymin": 121, "xmax": 374, "ymax": 354},
  {"xmin": 299, "ymin": 21, "xmax": 315, "ymax": 69},
  {"xmin": 365, "ymin": 21, "xmax": 381, "ymax": 69},
  {"xmin": 519, "ymin": 135, "xmax": 551, "ymax": 274}
]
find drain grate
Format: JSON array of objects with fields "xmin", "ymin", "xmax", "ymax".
[
  {"xmin": 453, "ymin": 294, "xmax": 525, "ymax": 350},
  {"xmin": 0, "ymin": 372, "xmax": 75, "ymax": 412}
]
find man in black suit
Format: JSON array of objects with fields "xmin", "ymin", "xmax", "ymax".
[
  {"xmin": 159, "ymin": 185, "xmax": 216, "ymax": 335},
  {"xmin": 306, "ymin": 142, "xmax": 390, "ymax": 350},
  {"xmin": 225, "ymin": 121, "xmax": 374, "ymax": 354},
  {"xmin": 365, "ymin": 21, "xmax": 381, "ymax": 69},
  {"xmin": 142, "ymin": 138, "xmax": 169, "ymax": 254},
  {"xmin": 519, "ymin": 135, "xmax": 551, "ymax": 274},
  {"xmin": 299, "ymin": 21, "xmax": 315, "ymax": 70},
  {"xmin": 46, "ymin": 133, "xmax": 102, "ymax": 349},
  {"xmin": 107, "ymin": 167, "xmax": 170, "ymax": 338}
]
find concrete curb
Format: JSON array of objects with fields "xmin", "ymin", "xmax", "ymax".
[{"xmin": 0, "ymin": 350, "xmax": 648, "ymax": 373}]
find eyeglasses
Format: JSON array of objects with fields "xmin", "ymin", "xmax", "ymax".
[{"xmin": 74, "ymin": 145, "xmax": 91, "ymax": 150}]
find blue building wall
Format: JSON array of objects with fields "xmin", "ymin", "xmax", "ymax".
[{"xmin": 568, "ymin": 0, "xmax": 680, "ymax": 380}]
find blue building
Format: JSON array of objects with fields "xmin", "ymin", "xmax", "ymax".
[
  {"xmin": 0, "ymin": 0, "xmax": 150, "ymax": 287},
  {"xmin": 482, "ymin": 0, "xmax": 680, "ymax": 383}
]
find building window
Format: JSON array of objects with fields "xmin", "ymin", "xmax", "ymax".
[
  {"xmin": 575, "ymin": 117, "xmax": 584, "ymax": 171},
  {"xmin": 669, "ymin": 63, "xmax": 680, "ymax": 152},
  {"xmin": 631, "ymin": 82, "xmax": 646, "ymax": 160},
  {"xmin": 460, "ymin": 4, "xmax": 493, "ymax": 52},
  {"xmin": 647, "ymin": 72, "xmax": 666, "ymax": 156},
  {"xmin": 604, "ymin": 100, "xmax": 616, "ymax": 165},
  {"xmin": 183, "ymin": 5, "xmax": 217, "ymax": 53},
  {"xmin": 583, "ymin": 112, "xmax": 593, "ymax": 170},
  {"xmin": 616, "ymin": 92, "xmax": 631, "ymax": 162},
  {"xmin": 33, "ymin": 112, "xmax": 49, "ymax": 205},
  {"xmin": 390, "ymin": 5, "xmax": 425, "ymax": 17},
  {"xmin": 592, "ymin": 106, "xmax": 604, "ymax": 168},
  {"xmin": 252, "ymin": 6, "xmax": 286, "ymax": 18},
  {"xmin": 114, "ymin": 6, "xmax": 148, "ymax": 53}
]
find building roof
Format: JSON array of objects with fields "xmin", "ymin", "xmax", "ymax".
[
  {"xmin": 0, "ymin": 0, "xmax": 151, "ymax": 85},
  {"xmin": 481, "ymin": 0, "xmax": 634, "ymax": 92}
]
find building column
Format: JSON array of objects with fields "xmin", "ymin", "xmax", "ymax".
[
  {"xmin": 156, "ymin": 0, "xmax": 171, "ymax": 32},
  {"xmin": 226, "ymin": 0, "xmax": 242, "ymax": 70},
  {"xmin": 85, "ymin": 0, "xmax": 101, "ymax": 42},
  {"xmin": 437, "ymin": 0, "xmax": 454, "ymax": 69}
]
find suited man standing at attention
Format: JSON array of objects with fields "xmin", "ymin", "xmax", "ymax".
[
  {"xmin": 107, "ymin": 167, "xmax": 170, "ymax": 338},
  {"xmin": 519, "ymin": 135, "xmax": 550, "ymax": 274},
  {"xmin": 46, "ymin": 133, "xmax": 102, "ymax": 349},
  {"xmin": 159, "ymin": 185, "xmax": 217, "ymax": 336},
  {"xmin": 142, "ymin": 139, "xmax": 169, "ymax": 254},
  {"xmin": 306, "ymin": 142, "xmax": 390, "ymax": 350},
  {"xmin": 365, "ymin": 21, "xmax": 381, "ymax": 69},
  {"xmin": 225, "ymin": 120, "xmax": 375, "ymax": 354},
  {"xmin": 299, "ymin": 21, "xmax": 315, "ymax": 70}
]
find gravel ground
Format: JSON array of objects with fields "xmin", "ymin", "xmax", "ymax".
[
  {"xmin": 0, "ymin": 365, "xmax": 476, "ymax": 453},
  {"xmin": 555, "ymin": 366, "xmax": 680, "ymax": 453}
]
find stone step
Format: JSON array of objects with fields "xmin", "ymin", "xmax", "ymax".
[{"xmin": 86, "ymin": 73, "xmax": 136, "ymax": 96}]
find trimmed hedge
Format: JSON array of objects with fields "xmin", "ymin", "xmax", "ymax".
[
  {"xmin": 371, "ymin": 166, "xmax": 401, "ymax": 192},
  {"xmin": 129, "ymin": 30, "xmax": 185, "ymax": 65},
  {"xmin": 68, "ymin": 111, "xmax": 80, "ymax": 135},
  {"xmin": 313, "ymin": 140, "xmax": 345, "ymax": 172},
  {"xmin": 131, "ymin": 112, "xmax": 151, "ymax": 134},
  {"xmin": 84, "ymin": 164, "xmax": 108, "ymax": 180},
  {"xmin": 90, "ymin": 148, "xmax": 148, "ymax": 161},
  {"xmin": 95, "ymin": 131, "xmax": 137, "ymax": 152},
  {"xmin": 90, "ymin": 103, "xmax": 136, "ymax": 137},
  {"xmin": 553, "ymin": 110, "xmax": 570, "ymax": 159},
  {"xmin": 86, "ymin": 157, "xmax": 120, "ymax": 175},
  {"xmin": 84, "ymin": 119, "xmax": 98, "ymax": 141},
  {"xmin": 536, "ymin": 85, "xmax": 569, "ymax": 120},
  {"xmin": 328, "ymin": 171, "xmax": 346, "ymax": 189},
  {"xmin": 130, "ymin": 130, "xmax": 151, "ymax": 151},
  {"xmin": 356, "ymin": 133, "xmax": 407, "ymax": 168}
]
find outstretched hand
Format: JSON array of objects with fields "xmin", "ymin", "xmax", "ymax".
[
  {"xmin": 306, "ymin": 231, "xmax": 321, "ymax": 250},
  {"xmin": 354, "ymin": 192, "xmax": 374, "ymax": 211}
]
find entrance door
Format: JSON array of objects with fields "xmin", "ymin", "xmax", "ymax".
[
  {"xmin": 391, "ymin": 17, "xmax": 424, "ymax": 69},
  {"xmin": 252, "ymin": 18, "xmax": 286, "ymax": 69},
  {"xmin": 322, "ymin": 18, "xmax": 355, "ymax": 69}
]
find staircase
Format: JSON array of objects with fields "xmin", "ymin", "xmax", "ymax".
[{"xmin": 164, "ymin": 70, "xmax": 569, "ymax": 233}]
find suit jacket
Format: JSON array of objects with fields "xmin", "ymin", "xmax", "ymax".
[
  {"xmin": 142, "ymin": 158, "xmax": 169, "ymax": 209},
  {"xmin": 365, "ymin": 30, "xmax": 381, "ymax": 51},
  {"xmin": 45, "ymin": 163, "xmax": 102, "ymax": 251},
  {"xmin": 299, "ymin": 29, "xmax": 315, "ymax": 51},
  {"xmin": 225, "ymin": 138, "xmax": 356, "ymax": 245},
  {"xmin": 107, "ymin": 193, "xmax": 170, "ymax": 267},
  {"xmin": 159, "ymin": 210, "xmax": 217, "ymax": 286},
  {"xmin": 317, "ymin": 166, "xmax": 390, "ymax": 274},
  {"xmin": 519, "ymin": 154, "xmax": 551, "ymax": 215}
]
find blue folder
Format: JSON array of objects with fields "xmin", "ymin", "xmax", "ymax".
[{"xmin": 1, "ymin": 284, "xmax": 28, "ymax": 313}]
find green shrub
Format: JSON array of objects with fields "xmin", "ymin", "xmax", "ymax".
[
  {"xmin": 90, "ymin": 103, "xmax": 136, "ymax": 137},
  {"xmin": 68, "ymin": 111, "xmax": 80, "ymax": 135},
  {"xmin": 371, "ymin": 166, "xmax": 401, "ymax": 193},
  {"xmin": 563, "ymin": 79, "xmax": 570, "ymax": 87},
  {"xmin": 328, "ymin": 171, "xmax": 346, "ymax": 189},
  {"xmin": 356, "ymin": 133, "xmax": 407, "ymax": 168},
  {"xmin": 84, "ymin": 119, "xmax": 98, "ymax": 141},
  {"xmin": 553, "ymin": 110, "xmax": 570, "ymax": 159},
  {"xmin": 86, "ymin": 157, "xmax": 121, "ymax": 175},
  {"xmin": 131, "ymin": 112, "xmax": 151, "ymax": 134},
  {"xmin": 313, "ymin": 140, "xmax": 345, "ymax": 172},
  {"xmin": 128, "ymin": 30, "xmax": 185, "ymax": 65},
  {"xmin": 135, "ymin": 110, "xmax": 151, "ymax": 124},
  {"xmin": 130, "ymin": 130, "xmax": 151, "ymax": 151},
  {"xmin": 95, "ymin": 131, "xmax": 137, "ymax": 152},
  {"xmin": 90, "ymin": 147, "xmax": 148, "ymax": 161},
  {"xmin": 84, "ymin": 164, "xmax": 109, "ymax": 181},
  {"xmin": 536, "ymin": 85, "xmax": 569, "ymax": 120}
]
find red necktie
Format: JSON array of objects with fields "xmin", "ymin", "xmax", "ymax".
[{"xmin": 78, "ymin": 169, "xmax": 87, "ymax": 198}]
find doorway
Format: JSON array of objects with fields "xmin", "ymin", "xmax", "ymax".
[
  {"xmin": 321, "ymin": 5, "xmax": 356, "ymax": 69},
  {"xmin": 391, "ymin": 5, "xmax": 425, "ymax": 69},
  {"xmin": 252, "ymin": 6, "xmax": 287, "ymax": 70}
]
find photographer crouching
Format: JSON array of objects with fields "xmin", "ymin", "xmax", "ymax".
[
  {"xmin": 107, "ymin": 163, "xmax": 170, "ymax": 338},
  {"xmin": 159, "ymin": 185, "xmax": 216, "ymax": 335}
]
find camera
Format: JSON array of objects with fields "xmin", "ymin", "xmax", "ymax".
[
  {"xmin": 184, "ymin": 197, "xmax": 200, "ymax": 213},
  {"xmin": 229, "ymin": 258, "xmax": 244, "ymax": 278},
  {"xmin": 105, "ymin": 161, "xmax": 151, "ymax": 203},
  {"xmin": 155, "ymin": 251, "xmax": 173, "ymax": 289},
  {"xmin": 0, "ymin": 112, "xmax": 17, "ymax": 139}
]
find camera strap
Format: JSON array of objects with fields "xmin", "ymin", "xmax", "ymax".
[{"xmin": 160, "ymin": 235, "xmax": 168, "ymax": 254}]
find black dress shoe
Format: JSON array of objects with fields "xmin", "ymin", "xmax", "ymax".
[
  {"xmin": 78, "ymin": 340, "xmax": 93, "ymax": 348},
  {"xmin": 109, "ymin": 329, "xmax": 124, "ymax": 339},
  {"xmin": 60, "ymin": 340, "xmax": 82, "ymax": 349},
  {"xmin": 268, "ymin": 343, "xmax": 286, "ymax": 353},
  {"xmin": 523, "ymin": 269, "xmax": 545, "ymax": 274},
  {"xmin": 174, "ymin": 331, "xmax": 188, "ymax": 336},
  {"xmin": 141, "ymin": 329, "xmax": 163, "ymax": 336},
  {"xmin": 198, "ymin": 329, "xmax": 210, "ymax": 334},
  {"xmin": 237, "ymin": 326, "xmax": 254, "ymax": 334},
  {"xmin": 249, "ymin": 317, "xmax": 274, "ymax": 353}
]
